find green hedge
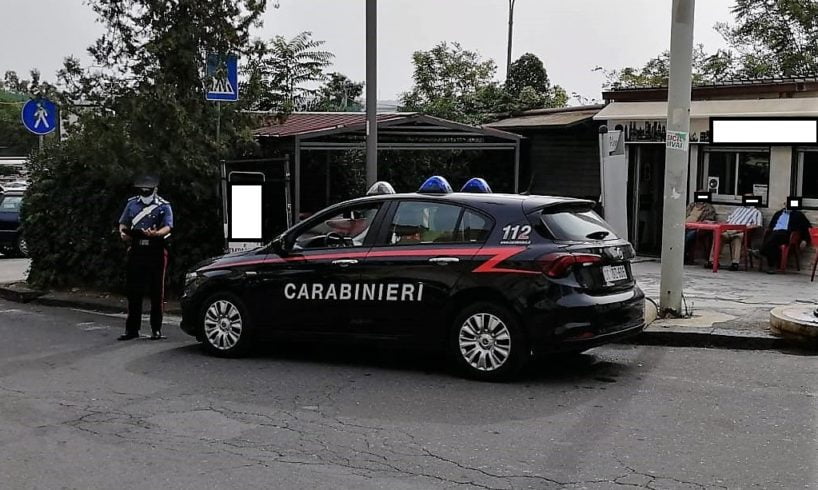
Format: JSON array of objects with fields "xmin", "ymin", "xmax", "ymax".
[{"xmin": 23, "ymin": 130, "xmax": 224, "ymax": 295}]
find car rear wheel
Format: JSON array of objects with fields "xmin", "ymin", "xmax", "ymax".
[
  {"xmin": 200, "ymin": 292, "xmax": 253, "ymax": 357},
  {"xmin": 16, "ymin": 237, "xmax": 28, "ymax": 257},
  {"xmin": 449, "ymin": 302, "xmax": 530, "ymax": 381}
]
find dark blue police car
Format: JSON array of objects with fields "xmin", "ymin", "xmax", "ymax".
[{"xmin": 181, "ymin": 177, "xmax": 644, "ymax": 380}]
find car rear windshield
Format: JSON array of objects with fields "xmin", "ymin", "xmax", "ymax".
[
  {"xmin": 537, "ymin": 208, "xmax": 618, "ymax": 241},
  {"xmin": 0, "ymin": 196, "xmax": 22, "ymax": 212}
]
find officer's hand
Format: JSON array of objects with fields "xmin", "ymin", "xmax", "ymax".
[
  {"xmin": 143, "ymin": 227, "xmax": 156, "ymax": 237},
  {"xmin": 800, "ymin": 240, "xmax": 807, "ymax": 250},
  {"xmin": 120, "ymin": 230, "xmax": 131, "ymax": 242}
]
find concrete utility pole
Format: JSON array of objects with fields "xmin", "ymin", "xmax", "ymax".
[
  {"xmin": 365, "ymin": 0, "xmax": 378, "ymax": 187},
  {"xmin": 506, "ymin": 0, "xmax": 516, "ymax": 76},
  {"xmin": 659, "ymin": 0, "xmax": 696, "ymax": 316}
]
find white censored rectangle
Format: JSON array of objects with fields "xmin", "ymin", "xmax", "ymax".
[
  {"xmin": 230, "ymin": 185, "xmax": 262, "ymax": 239},
  {"xmin": 712, "ymin": 119, "xmax": 817, "ymax": 144}
]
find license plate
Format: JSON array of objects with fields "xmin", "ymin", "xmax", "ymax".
[{"xmin": 602, "ymin": 265, "xmax": 628, "ymax": 283}]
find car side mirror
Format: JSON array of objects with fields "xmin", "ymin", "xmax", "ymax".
[{"xmin": 272, "ymin": 236, "xmax": 293, "ymax": 255}]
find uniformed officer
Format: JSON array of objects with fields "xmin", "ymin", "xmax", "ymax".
[{"xmin": 117, "ymin": 175, "xmax": 174, "ymax": 341}]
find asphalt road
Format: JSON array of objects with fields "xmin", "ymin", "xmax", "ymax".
[
  {"xmin": 0, "ymin": 257, "xmax": 29, "ymax": 283},
  {"xmin": 0, "ymin": 299, "xmax": 815, "ymax": 489}
]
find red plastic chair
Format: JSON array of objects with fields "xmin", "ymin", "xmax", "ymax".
[
  {"xmin": 757, "ymin": 230, "xmax": 802, "ymax": 273},
  {"xmin": 779, "ymin": 231, "xmax": 802, "ymax": 272},
  {"xmin": 810, "ymin": 228, "xmax": 818, "ymax": 281}
]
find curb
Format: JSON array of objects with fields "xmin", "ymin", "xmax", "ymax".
[
  {"xmin": 33, "ymin": 295, "xmax": 182, "ymax": 316},
  {"xmin": 0, "ymin": 283, "xmax": 44, "ymax": 303},
  {"xmin": 0, "ymin": 283, "xmax": 181, "ymax": 316},
  {"xmin": 625, "ymin": 328, "xmax": 801, "ymax": 350}
]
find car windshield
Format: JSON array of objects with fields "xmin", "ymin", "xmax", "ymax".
[
  {"xmin": 0, "ymin": 196, "xmax": 22, "ymax": 212},
  {"xmin": 539, "ymin": 208, "xmax": 618, "ymax": 241}
]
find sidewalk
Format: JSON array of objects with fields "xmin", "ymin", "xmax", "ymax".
[{"xmin": 632, "ymin": 258, "xmax": 817, "ymax": 350}]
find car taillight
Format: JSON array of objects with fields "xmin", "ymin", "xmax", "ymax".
[{"xmin": 538, "ymin": 252, "xmax": 602, "ymax": 278}]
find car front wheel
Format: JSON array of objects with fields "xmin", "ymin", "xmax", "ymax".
[
  {"xmin": 200, "ymin": 292, "xmax": 253, "ymax": 357},
  {"xmin": 449, "ymin": 302, "xmax": 530, "ymax": 381}
]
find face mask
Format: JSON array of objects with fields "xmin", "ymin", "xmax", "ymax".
[{"xmin": 138, "ymin": 188, "xmax": 155, "ymax": 204}]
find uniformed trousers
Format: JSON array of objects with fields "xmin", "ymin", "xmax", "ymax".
[{"xmin": 125, "ymin": 247, "xmax": 168, "ymax": 334}]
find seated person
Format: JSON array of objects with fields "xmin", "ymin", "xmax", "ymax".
[
  {"xmin": 684, "ymin": 194, "xmax": 717, "ymax": 264},
  {"xmin": 705, "ymin": 194, "xmax": 762, "ymax": 271},
  {"xmin": 752, "ymin": 200, "xmax": 811, "ymax": 273}
]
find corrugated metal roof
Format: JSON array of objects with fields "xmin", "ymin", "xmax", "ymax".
[
  {"xmin": 255, "ymin": 112, "xmax": 412, "ymax": 137},
  {"xmin": 487, "ymin": 109, "xmax": 601, "ymax": 128},
  {"xmin": 593, "ymin": 97, "xmax": 818, "ymax": 120}
]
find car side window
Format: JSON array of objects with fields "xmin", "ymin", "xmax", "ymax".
[
  {"xmin": 457, "ymin": 209, "xmax": 492, "ymax": 243},
  {"xmin": 293, "ymin": 203, "xmax": 381, "ymax": 250},
  {"xmin": 388, "ymin": 202, "xmax": 464, "ymax": 245}
]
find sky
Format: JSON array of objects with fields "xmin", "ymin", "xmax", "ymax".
[{"xmin": 1, "ymin": 0, "xmax": 736, "ymax": 104}]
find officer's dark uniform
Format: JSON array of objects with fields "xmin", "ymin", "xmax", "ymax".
[{"xmin": 118, "ymin": 178, "xmax": 173, "ymax": 339}]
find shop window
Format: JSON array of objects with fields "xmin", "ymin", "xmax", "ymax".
[
  {"xmin": 796, "ymin": 149, "xmax": 818, "ymax": 207},
  {"xmin": 702, "ymin": 149, "xmax": 770, "ymax": 204}
]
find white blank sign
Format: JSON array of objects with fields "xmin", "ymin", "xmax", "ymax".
[
  {"xmin": 712, "ymin": 119, "xmax": 817, "ymax": 144},
  {"xmin": 231, "ymin": 185, "xmax": 262, "ymax": 239}
]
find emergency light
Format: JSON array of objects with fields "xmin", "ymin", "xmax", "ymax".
[
  {"xmin": 366, "ymin": 181, "xmax": 396, "ymax": 195},
  {"xmin": 418, "ymin": 176, "xmax": 453, "ymax": 194},
  {"xmin": 460, "ymin": 177, "xmax": 492, "ymax": 193}
]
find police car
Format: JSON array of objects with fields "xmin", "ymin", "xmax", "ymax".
[{"xmin": 181, "ymin": 177, "xmax": 644, "ymax": 380}]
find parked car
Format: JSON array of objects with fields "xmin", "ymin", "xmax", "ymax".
[
  {"xmin": 0, "ymin": 189, "xmax": 26, "ymax": 257},
  {"xmin": 180, "ymin": 177, "xmax": 644, "ymax": 380}
]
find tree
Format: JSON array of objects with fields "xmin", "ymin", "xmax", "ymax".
[
  {"xmin": 400, "ymin": 42, "xmax": 501, "ymax": 124},
  {"xmin": 505, "ymin": 53, "xmax": 568, "ymax": 111},
  {"xmin": 715, "ymin": 0, "xmax": 818, "ymax": 78},
  {"xmin": 601, "ymin": 0, "xmax": 818, "ymax": 89},
  {"xmin": 314, "ymin": 73, "xmax": 364, "ymax": 112},
  {"xmin": 254, "ymin": 32, "xmax": 334, "ymax": 113},
  {"xmin": 23, "ymin": 0, "xmax": 270, "ymax": 292},
  {"xmin": 597, "ymin": 45, "xmax": 740, "ymax": 89},
  {"xmin": 505, "ymin": 53, "xmax": 549, "ymax": 97}
]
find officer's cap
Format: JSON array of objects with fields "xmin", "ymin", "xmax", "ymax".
[{"xmin": 133, "ymin": 174, "xmax": 160, "ymax": 188}]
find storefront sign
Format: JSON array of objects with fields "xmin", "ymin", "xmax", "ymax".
[{"xmin": 666, "ymin": 131, "xmax": 689, "ymax": 151}]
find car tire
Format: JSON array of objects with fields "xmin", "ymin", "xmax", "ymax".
[
  {"xmin": 15, "ymin": 237, "xmax": 28, "ymax": 257},
  {"xmin": 199, "ymin": 292, "xmax": 254, "ymax": 358},
  {"xmin": 449, "ymin": 302, "xmax": 530, "ymax": 381}
]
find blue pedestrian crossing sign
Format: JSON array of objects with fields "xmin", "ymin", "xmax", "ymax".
[
  {"xmin": 206, "ymin": 53, "xmax": 239, "ymax": 102},
  {"xmin": 21, "ymin": 98, "xmax": 58, "ymax": 135}
]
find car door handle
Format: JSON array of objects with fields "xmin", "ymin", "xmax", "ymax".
[
  {"xmin": 428, "ymin": 257, "xmax": 460, "ymax": 265},
  {"xmin": 332, "ymin": 259, "xmax": 359, "ymax": 267}
]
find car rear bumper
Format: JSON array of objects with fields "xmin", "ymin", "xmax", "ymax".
[{"xmin": 524, "ymin": 285, "xmax": 646, "ymax": 353}]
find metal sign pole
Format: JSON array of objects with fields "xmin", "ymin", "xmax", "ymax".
[
  {"xmin": 659, "ymin": 0, "xmax": 696, "ymax": 316},
  {"xmin": 365, "ymin": 0, "xmax": 378, "ymax": 187}
]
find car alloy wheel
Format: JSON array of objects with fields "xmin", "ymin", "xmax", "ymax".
[
  {"xmin": 203, "ymin": 299, "xmax": 243, "ymax": 351},
  {"xmin": 458, "ymin": 313, "xmax": 512, "ymax": 372},
  {"xmin": 17, "ymin": 237, "xmax": 28, "ymax": 257}
]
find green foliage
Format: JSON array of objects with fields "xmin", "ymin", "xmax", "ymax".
[
  {"xmin": 505, "ymin": 53, "xmax": 549, "ymax": 97},
  {"xmin": 597, "ymin": 45, "xmax": 739, "ymax": 89},
  {"xmin": 601, "ymin": 1, "xmax": 818, "ymax": 89},
  {"xmin": 253, "ymin": 32, "xmax": 334, "ymax": 113},
  {"xmin": 314, "ymin": 73, "xmax": 364, "ymax": 112},
  {"xmin": 23, "ymin": 0, "xmax": 269, "ymax": 292},
  {"xmin": 716, "ymin": 0, "xmax": 818, "ymax": 78},
  {"xmin": 401, "ymin": 44, "xmax": 568, "ymax": 123},
  {"xmin": 400, "ymin": 42, "xmax": 502, "ymax": 124}
]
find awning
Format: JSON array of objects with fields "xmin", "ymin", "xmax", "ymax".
[
  {"xmin": 488, "ymin": 109, "xmax": 599, "ymax": 128},
  {"xmin": 594, "ymin": 97, "xmax": 818, "ymax": 120}
]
